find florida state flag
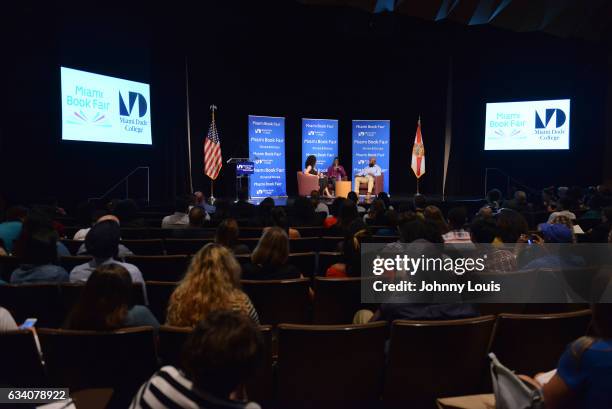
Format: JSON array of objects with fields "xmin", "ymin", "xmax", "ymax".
[{"xmin": 411, "ymin": 118, "xmax": 425, "ymax": 178}]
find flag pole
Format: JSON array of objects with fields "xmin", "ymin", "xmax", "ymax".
[
  {"xmin": 209, "ymin": 104, "xmax": 217, "ymax": 204},
  {"xmin": 417, "ymin": 115, "xmax": 421, "ymax": 195}
]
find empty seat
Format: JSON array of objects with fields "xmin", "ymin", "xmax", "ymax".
[
  {"xmin": 320, "ymin": 236, "xmax": 343, "ymax": 252},
  {"xmin": 0, "ymin": 330, "xmax": 46, "ymax": 387},
  {"xmin": 489, "ymin": 309, "xmax": 591, "ymax": 375},
  {"xmin": 277, "ymin": 322, "xmax": 387, "ymax": 409},
  {"xmin": 164, "ymin": 238, "xmax": 212, "ymax": 255},
  {"xmin": 383, "ymin": 316, "xmax": 496, "ymax": 408},
  {"xmin": 121, "ymin": 239, "xmax": 164, "ymax": 255},
  {"xmin": 146, "ymin": 281, "xmax": 177, "ymax": 323},
  {"xmin": 241, "ymin": 278, "xmax": 311, "ymax": 325},
  {"xmin": 289, "ymin": 237, "xmax": 319, "ymax": 253},
  {"xmin": 38, "ymin": 327, "xmax": 157, "ymax": 407},
  {"xmin": 157, "ymin": 325, "xmax": 191, "ymax": 366},
  {"xmin": 124, "ymin": 255, "xmax": 189, "ymax": 281},
  {"xmin": 294, "ymin": 226, "xmax": 323, "ymax": 238},
  {"xmin": 317, "ymin": 251, "xmax": 342, "ymax": 276},
  {"xmin": 313, "ymin": 277, "xmax": 366, "ymax": 324},
  {"xmin": 288, "ymin": 252, "xmax": 316, "ymax": 278},
  {"xmin": 0, "ymin": 284, "xmax": 64, "ymax": 327}
]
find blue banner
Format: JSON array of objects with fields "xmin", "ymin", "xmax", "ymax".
[
  {"xmin": 301, "ymin": 118, "xmax": 338, "ymax": 173},
  {"xmin": 248, "ymin": 115, "xmax": 287, "ymax": 197},
  {"xmin": 351, "ymin": 120, "xmax": 391, "ymax": 193}
]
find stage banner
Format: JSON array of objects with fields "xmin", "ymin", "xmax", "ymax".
[
  {"xmin": 301, "ymin": 118, "xmax": 338, "ymax": 173},
  {"xmin": 248, "ymin": 115, "xmax": 287, "ymax": 197},
  {"xmin": 351, "ymin": 120, "xmax": 391, "ymax": 193}
]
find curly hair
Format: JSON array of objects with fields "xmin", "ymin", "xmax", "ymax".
[{"xmin": 166, "ymin": 243, "xmax": 242, "ymax": 327}]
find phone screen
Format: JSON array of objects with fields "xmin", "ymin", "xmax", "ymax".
[{"xmin": 20, "ymin": 318, "xmax": 37, "ymax": 329}]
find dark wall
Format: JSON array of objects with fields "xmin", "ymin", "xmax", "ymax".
[{"xmin": 0, "ymin": 1, "xmax": 608, "ymax": 208}]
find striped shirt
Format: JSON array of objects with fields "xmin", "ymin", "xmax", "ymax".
[{"xmin": 130, "ymin": 366, "xmax": 261, "ymax": 409}]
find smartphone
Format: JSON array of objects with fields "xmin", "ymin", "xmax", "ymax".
[{"xmin": 19, "ymin": 318, "xmax": 37, "ymax": 329}]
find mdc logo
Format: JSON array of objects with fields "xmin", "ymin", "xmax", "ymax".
[
  {"xmin": 535, "ymin": 108, "xmax": 566, "ymax": 129},
  {"xmin": 119, "ymin": 91, "xmax": 148, "ymax": 118}
]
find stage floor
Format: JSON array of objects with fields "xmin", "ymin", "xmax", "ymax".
[{"xmin": 245, "ymin": 195, "xmax": 486, "ymax": 207}]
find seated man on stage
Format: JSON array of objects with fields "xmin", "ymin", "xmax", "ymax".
[{"xmin": 353, "ymin": 156, "xmax": 382, "ymax": 199}]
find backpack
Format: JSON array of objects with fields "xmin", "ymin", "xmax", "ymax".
[{"xmin": 489, "ymin": 352, "xmax": 544, "ymax": 409}]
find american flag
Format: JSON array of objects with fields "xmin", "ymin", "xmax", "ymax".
[{"xmin": 204, "ymin": 111, "xmax": 222, "ymax": 180}]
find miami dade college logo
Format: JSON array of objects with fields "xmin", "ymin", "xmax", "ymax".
[
  {"xmin": 119, "ymin": 91, "xmax": 148, "ymax": 118},
  {"xmin": 535, "ymin": 108, "xmax": 566, "ymax": 129}
]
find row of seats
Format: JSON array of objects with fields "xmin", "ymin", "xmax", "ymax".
[
  {"xmin": 0, "ymin": 251, "xmax": 342, "ymax": 282},
  {"xmin": 0, "ymin": 310, "xmax": 591, "ymax": 408}
]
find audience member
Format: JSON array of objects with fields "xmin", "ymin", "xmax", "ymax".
[
  {"xmin": 242, "ymin": 227, "xmax": 300, "ymax": 280},
  {"xmin": 291, "ymin": 196, "xmax": 318, "ymax": 226},
  {"xmin": 188, "ymin": 206, "xmax": 206, "ymax": 228},
  {"xmin": 376, "ymin": 209, "xmax": 399, "ymax": 236},
  {"xmin": 413, "ymin": 194, "xmax": 427, "ymax": 217},
  {"xmin": 327, "ymin": 199, "xmax": 358, "ymax": 236},
  {"xmin": 215, "ymin": 219, "xmax": 250, "ymax": 255},
  {"xmin": 114, "ymin": 199, "xmax": 147, "ymax": 228},
  {"xmin": 72, "ymin": 209, "xmax": 106, "ymax": 240},
  {"xmin": 65, "ymin": 264, "xmax": 158, "ymax": 330},
  {"xmin": 212, "ymin": 198, "xmax": 232, "ymax": 224},
  {"xmin": 162, "ymin": 196, "xmax": 191, "ymax": 228},
  {"xmin": 166, "ymin": 244, "xmax": 259, "ymax": 326},
  {"xmin": 423, "ymin": 205, "xmax": 449, "ymax": 235},
  {"xmin": 231, "ymin": 188, "xmax": 256, "ymax": 220},
  {"xmin": 0, "ymin": 206, "xmax": 27, "ymax": 254},
  {"xmin": 587, "ymin": 206, "xmax": 612, "ymax": 243},
  {"xmin": 377, "ymin": 192, "xmax": 393, "ymax": 210},
  {"xmin": 10, "ymin": 227, "xmax": 68, "ymax": 283},
  {"xmin": 442, "ymin": 207, "xmax": 471, "ymax": 244},
  {"xmin": 364, "ymin": 199, "xmax": 386, "ymax": 225},
  {"xmin": 495, "ymin": 208, "xmax": 528, "ymax": 244},
  {"xmin": 311, "ymin": 190, "xmax": 329, "ymax": 216},
  {"xmin": 70, "ymin": 220, "xmax": 146, "ymax": 296},
  {"xmin": 486, "ymin": 189, "xmax": 502, "ymax": 211},
  {"xmin": 270, "ymin": 207, "xmax": 300, "ymax": 239},
  {"xmin": 257, "ymin": 197, "xmax": 276, "ymax": 227},
  {"xmin": 547, "ymin": 197, "xmax": 576, "ymax": 223},
  {"xmin": 76, "ymin": 215, "xmax": 133, "ymax": 258},
  {"xmin": 194, "ymin": 190, "xmax": 216, "ymax": 214},
  {"xmin": 347, "ymin": 191, "xmax": 366, "ymax": 214},
  {"xmin": 470, "ymin": 216, "xmax": 516, "ymax": 273},
  {"xmin": 131, "ymin": 310, "xmax": 263, "ymax": 409},
  {"xmin": 326, "ymin": 219, "xmax": 371, "ymax": 278},
  {"xmin": 0, "ymin": 307, "xmax": 18, "ymax": 332},
  {"xmin": 503, "ymin": 190, "xmax": 530, "ymax": 212}
]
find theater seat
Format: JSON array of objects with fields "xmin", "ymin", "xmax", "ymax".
[
  {"xmin": 38, "ymin": 327, "xmax": 157, "ymax": 408},
  {"xmin": 289, "ymin": 237, "xmax": 319, "ymax": 253},
  {"xmin": 317, "ymin": 251, "xmax": 342, "ymax": 276},
  {"xmin": 241, "ymin": 278, "xmax": 311, "ymax": 325},
  {"xmin": 288, "ymin": 252, "xmax": 316, "ymax": 278},
  {"xmin": 489, "ymin": 309, "xmax": 591, "ymax": 375},
  {"xmin": 0, "ymin": 255, "xmax": 22, "ymax": 282},
  {"xmin": 0, "ymin": 330, "xmax": 46, "ymax": 387},
  {"xmin": 124, "ymin": 255, "xmax": 189, "ymax": 281},
  {"xmin": 383, "ymin": 316, "xmax": 496, "ymax": 408},
  {"xmin": 319, "ymin": 236, "xmax": 343, "ymax": 252},
  {"xmin": 146, "ymin": 281, "xmax": 177, "ymax": 323},
  {"xmin": 0, "ymin": 284, "xmax": 64, "ymax": 327},
  {"xmin": 120, "ymin": 239, "xmax": 164, "ymax": 255},
  {"xmin": 163, "ymin": 238, "xmax": 213, "ymax": 255},
  {"xmin": 313, "ymin": 277, "xmax": 366, "ymax": 324},
  {"xmin": 277, "ymin": 322, "xmax": 387, "ymax": 409}
]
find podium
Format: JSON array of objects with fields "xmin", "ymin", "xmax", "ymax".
[{"xmin": 227, "ymin": 157, "xmax": 255, "ymax": 201}]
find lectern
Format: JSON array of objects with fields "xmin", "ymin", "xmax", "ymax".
[{"xmin": 226, "ymin": 157, "xmax": 255, "ymax": 201}]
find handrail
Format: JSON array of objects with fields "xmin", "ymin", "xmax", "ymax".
[{"xmin": 88, "ymin": 166, "xmax": 150, "ymax": 204}]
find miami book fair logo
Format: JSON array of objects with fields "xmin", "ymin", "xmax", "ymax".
[
  {"xmin": 65, "ymin": 85, "xmax": 111, "ymax": 128},
  {"xmin": 119, "ymin": 91, "xmax": 149, "ymax": 134}
]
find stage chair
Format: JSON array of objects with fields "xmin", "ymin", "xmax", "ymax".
[
  {"xmin": 383, "ymin": 316, "xmax": 496, "ymax": 408},
  {"xmin": 277, "ymin": 322, "xmax": 387, "ymax": 408},
  {"xmin": 0, "ymin": 284, "xmax": 64, "ymax": 327},
  {"xmin": 289, "ymin": 237, "xmax": 319, "ymax": 253},
  {"xmin": 357, "ymin": 173, "xmax": 384, "ymax": 196},
  {"xmin": 317, "ymin": 251, "xmax": 342, "ymax": 276},
  {"xmin": 0, "ymin": 329, "xmax": 47, "ymax": 387},
  {"xmin": 38, "ymin": 327, "xmax": 157, "ymax": 408},
  {"xmin": 288, "ymin": 252, "xmax": 316, "ymax": 278},
  {"xmin": 297, "ymin": 171, "xmax": 320, "ymax": 196},
  {"xmin": 146, "ymin": 281, "xmax": 177, "ymax": 323},
  {"xmin": 313, "ymin": 277, "xmax": 365, "ymax": 324},
  {"xmin": 59, "ymin": 255, "xmax": 91, "ymax": 272},
  {"xmin": 488, "ymin": 309, "xmax": 591, "ymax": 376},
  {"xmin": 60, "ymin": 239, "xmax": 83, "ymax": 255},
  {"xmin": 0, "ymin": 255, "xmax": 22, "ymax": 282},
  {"xmin": 164, "ymin": 238, "xmax": 213, "ymax": 255},
  {"xmin": 241, "ymin": 278, "xmax": 311, "ymax": 325},
  {"xmin": 120, "ymin": 239, "xmax": 164, "ymax": 255},
  {"xmin": 124, "ymin": 255, "xmax": 189, "ymax": 281}
]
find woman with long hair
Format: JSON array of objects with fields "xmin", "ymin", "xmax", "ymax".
[
  {"xmin": 304, "ymin": 155, "xmax": 331, "ymax": 197},
  {"xmin": 65, "ymin": 264, "xmax": 158, "ymax": 331},
  {"xmin": 242, "ymin": 227, "xmax": 300, "ymax": 280},
  {"xmin": 423, "ymin": 205, "xmax": 449, "ymax": 235},
  {"xmin": 214, "ymin": 219, "xmax": 250, "ymax": 255},
  {"xmin": 166, "ymin": 244, "xmax": 259, "ymax": 326}
]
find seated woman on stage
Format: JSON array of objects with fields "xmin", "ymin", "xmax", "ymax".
[
  {"xmin": 304, "ymin": 155, "xmax": 331, "ymax": 197},
  {"xmin": 326, "ymin": 156, "xmax": 347, "ymax": 195}
]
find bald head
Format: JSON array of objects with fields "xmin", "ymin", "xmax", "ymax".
[{"xmin": 369, "ymin": 157, "xmax": 377, "ymax": 166}]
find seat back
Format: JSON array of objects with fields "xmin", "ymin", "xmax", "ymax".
[
  {"xmin": 146, "ymin": 281, "xmax": 178, "ymax": 323},
  {"xmin": 288, "ymin": 252, "xmax": 316, "ymax": 278},
  {"xmin": 289, "ymin": 237, "xmax": 320, "ymax": 253},
  {"xmin": 39, "ymin": 327, "xmax": 157, "ymax": 407},
  {"xmin": 297, "ymin": 172, "xmax": 319, "ymax": 196},
  {"xmin": 0, "ymin": 330, "xmax": 46, "ymax": 387},
  {"xmin": 489, "ymin": 309, "xmax": 591, "ymax": 375},
  {"xmin": 0, "ymin": 256, "xmax": 22, "ymax": 282},
  {"xmin": 59, "ymin": 256, "xmax": 91, "ymax": 272},
  {"xmin": 119, "ymin": 228, "xmax": 151, "ymax": 239},
  {"xmin": 157, "ymin": 325, "xmax": 191, "ymax": 366},
  {"xmin": 383, "ymin": 316, "xmax": 496, "ymax": 407},
  {"xmin": 317, "ymin": 251, "xmax": 342, "ymax": 276},
  {"xmin": 124, "ymin": 255, "xmax": 189, "ymax": 281},
  {"xmin": 294, "ymin": 226, "xmax": 323, "ymax": 238},
  {"xmin": 121, "ymin": 239, "xmax": 164, "ymax": 255},
  {"xmin": 163, "ymin": 238, "xmax": 212, "ymax": 255},
  {"xmin": 61, "ymin": 239, "xmax": 83, "ymax": 255},
  {"xmin": 320, "ymin": 237, "xmax": 343, "ymax": 252},
  {"xmin": 277, "ymin": 322, "xmax": 387, "ymax": 408},
  {"xmin": 238, "ymin": 238, "xmax": 260, "ymax": 252},
  {"xmin": 313, "ymin": 277, "xmax": 364, "ymax": 324},
  {"xmin": 241, "ymin": 278, "xmax": 311, "ymax": 325},
  {"xmin": 0, "ymin": 284, "xmax": 63, "ymax": 327},
  {"xmin": 239, "ymin": 227, "xmax": 264, "ymax": 238}
]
